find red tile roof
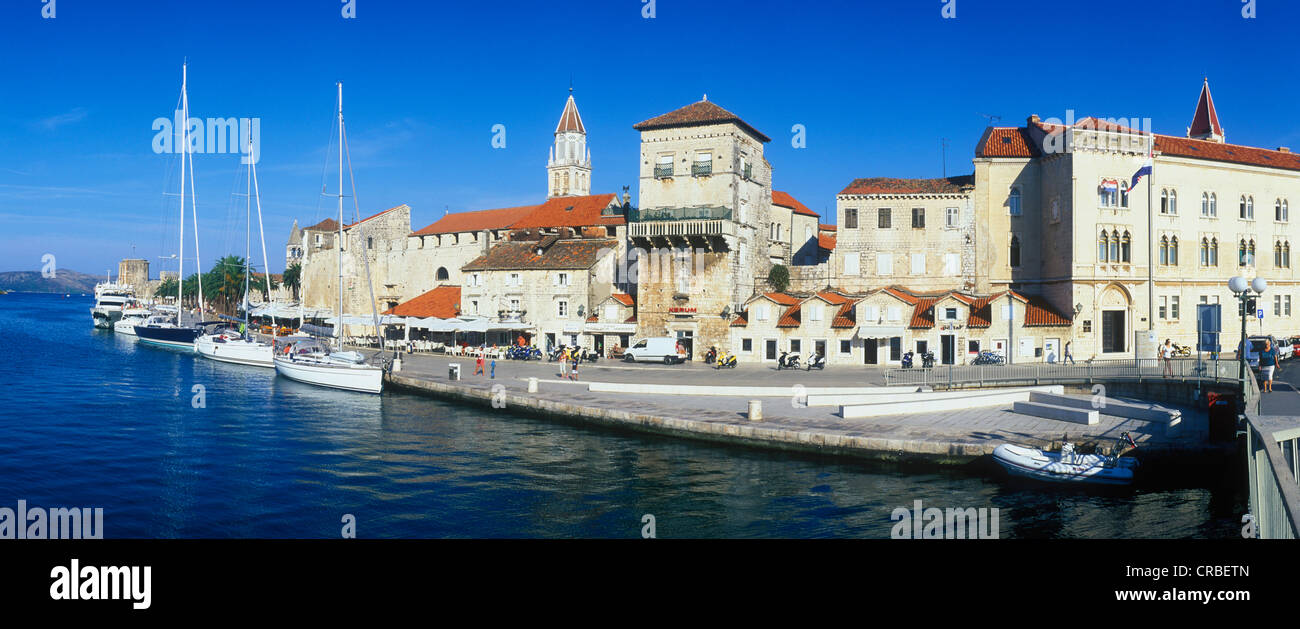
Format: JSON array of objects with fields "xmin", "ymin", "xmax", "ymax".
[
  {"xmin": 1154, "ymin": 134, "xmax": 1300, "ymax": 172},
  {"xmin": 1189, "ymin": 80, "xmax": 1223, "ymax": 139},
  {"xmin": 966, "ymin": 294, "xmax": 999, "ymax": 328},
  {"xmin": 819, "ymin": 223, "xmax": 836, "ymax": 231},
  {"xmin": 509, "ymin": 194, "xmax": 625, "ymax": 229},
  {"xmin": 1024, "ymin": 295, "xmax": 1072, "ymax": 327},
  {"xmin": 462, "ymin": 238, "xmax": 617, "ymax": 271},
  {"xmin": 412, "ymin": 205, "xmax": 539, "ymax": 236},
  {"xmin": 555, "ymin": 94, "xmax": 585, "ymax": 134},
  {"xmin": 975, "ymin": 127, "xmax": 1040, "ymax": 158},
  {"xmin": 818, "ymin": 233, "xmax": 836, "ymax": 251},
  {"xmin": 586, "ymin": 315, "xmax": 599, "ymax": 323},
  {"xmin": 304, "ymin": 217, "xmax": 340, "ymax": 232},
  {"xmin": 777, "ymin": 305, "xmax": 801, "ymax": 328},
  {"xmin": 382, "ymin": 285, "xmax": 461, "ymax": 318},
  {"xmin": 831, "ymin": 300, "xmax": 858, "ymax": 328},
  {"xmin": 879, "ymin": 286, "xmax": 921, "ymax": 305},
  {"xmin": 730, "ymin": 312, "xmax": 748, "ymax": 327},
  {"xmin": 840, "ymin": 175, "xmax": 974, "ymax": 196},
  {"xmin": 772, "ymin": 190, "xmax": 818, "ymax": 217},
  {"xmin": 610, "ymin": 293, "xmax": 635, "ymax": 307},
  {"xmin": 763, "ymin": 292, "xmax": 801, "ymax": 306},
  {"xmin": 909, "ymin": 298, "xmax": 940, "ymax": 329},
  {"xmin": 633, "ymin": 99, "xmax": 771, "ymax": 143},
  {"xmin": 814, "ymin": 291, "xmax": 851, "ymax": 305}
]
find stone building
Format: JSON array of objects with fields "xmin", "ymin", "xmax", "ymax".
[
  {"xmin": 117, "ymin": 258, "xmax": 149, "ymax": 293},
  {"xmin": 833, "ymin": 176, "xmax": 976, "ymax": 293},
  {"xmin": 972, "ymin": 79, "xmax": 1300, "ymax": 359},
  {"xmin": 548, "ymin": 90, "xmax": 592, "ymax": 198},
  {"xmin": 628, "ymin": 98, "xmax": 778, "ymax": 357},
  {"xmin": 460, "ymin": 233, "xmax": 620, "ymax": 350}
]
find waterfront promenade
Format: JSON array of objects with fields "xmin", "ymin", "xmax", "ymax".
[{"xmin": 387, "ymin": 353, "xmax": 1232, "ymax": 469}]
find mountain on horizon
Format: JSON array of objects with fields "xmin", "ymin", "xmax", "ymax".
[{"xmin": 0, "ymin": 269, "xmax": 105, "ymax": 294}]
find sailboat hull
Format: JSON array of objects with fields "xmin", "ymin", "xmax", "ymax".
[
  {"xmin": 273, "ymin": 355, "xmax": 383, "ymax": 394},
  {"xmin": 134, "ymin": 325, "xmax": 200, "ymax": 349},
  {"xmin": 196, "ymin": 336, "xmax": 274, "ymax": 368}
]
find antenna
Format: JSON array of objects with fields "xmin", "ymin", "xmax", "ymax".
[
  {"xmin": 979, "ymin": 113, "xmax": 1001, "ymax": 126},
  {"xmin": 941, "ymin": 138, "xmax": 949, "ymax": 178}
]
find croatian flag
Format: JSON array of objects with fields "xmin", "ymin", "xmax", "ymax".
[{"xmin": 1126, "ymin": 159, "xmax": 1152, "ymax": 193}]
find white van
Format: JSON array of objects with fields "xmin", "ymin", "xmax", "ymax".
[{"xmin": 624, "ymin": 337, "xmax": 687, "ymax": 364}]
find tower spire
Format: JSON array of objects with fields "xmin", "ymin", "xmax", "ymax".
[
  {"xmin": 1188, "ymin": 78, "xmax": 1224, "ymax": 143},
  {"xmin": 548, "ymin": 89, "xmax": 591, "ymax": 198}
]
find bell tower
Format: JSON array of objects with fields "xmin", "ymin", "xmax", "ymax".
[{"xmin": 548, "ymin": 88, "xmax": 591, "ymax": 197}]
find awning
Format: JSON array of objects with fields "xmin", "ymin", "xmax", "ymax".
[
  {"xmin": 562, "ymin": 322, "xmax": 584, "ymax": 334},
  {"xmin": 582, "ymin": 323, "xmax": 637, "ymax": 334},
  {"xmin": 855, "ymin": 325, "xmax": 907, "ymax": 339},
  {"xmin": 488, "ymin": 321, "xmax": 535, "ymax": 332}
]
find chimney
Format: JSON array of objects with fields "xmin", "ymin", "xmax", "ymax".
[
  {"xmin": 1027, "ymin": 114, "xmax": 1040, "ymax": 125},
  {"xmin": 1279, "ymin": 147, "xmax": 1291, "ymax": 153}
]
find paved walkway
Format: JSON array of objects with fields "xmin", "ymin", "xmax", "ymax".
[{"xmin": 391, "ymin": 353, "xmax": 1217, "ymax": 463}]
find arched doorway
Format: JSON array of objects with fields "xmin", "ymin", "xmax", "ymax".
[
  {"xmin": 1099, "ymin": 284, "xmax": 1132, "ymax": 354},
  {"xmin": 436, "ymin": 267, "xmax": 449, "ymax": 281}
]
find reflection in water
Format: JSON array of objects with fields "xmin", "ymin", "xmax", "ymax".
[{"xmin": 0, "ymin": 293, "xmax": 1245, "ymax": 538}]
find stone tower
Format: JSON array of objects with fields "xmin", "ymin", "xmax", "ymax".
[{"xmin": 548, "ymin": 89, "xmax": 591, "ymax": 198}]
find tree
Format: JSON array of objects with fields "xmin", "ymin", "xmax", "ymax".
[
  {"xmin": 206, "ymin": 255, "xmax": 247, "ymax": 315},
  {"xmin": 155, "ymin": 276, "xmax": 178, "ymax": 300},
  {"xmin": 282, "ymin": 262, "xmax": 302, "ymax": 301},
  {"xmin": 768, "ymin": 264, "xmax": 790, "ymax": 293}
]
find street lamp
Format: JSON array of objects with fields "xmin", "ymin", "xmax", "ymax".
[{"xmin": 1228, "ymin": 275, "xmax": 1267, "ymax": 412}]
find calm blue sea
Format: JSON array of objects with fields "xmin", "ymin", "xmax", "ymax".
[{"xmin": 0, "ymin": 292, "xmax": 1244, "ymax": 538}]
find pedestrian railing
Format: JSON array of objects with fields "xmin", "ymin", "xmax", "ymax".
[
  {"xmin": 883, "ymin": 357, "xmax": 1248, "ymax": 393},
  {"xmin": 1243, "ymin": 380, "xmax": 1300, "ymax": 539}
]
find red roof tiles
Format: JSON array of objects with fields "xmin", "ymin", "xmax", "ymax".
[
  {"xmin": 1023, "ymin": 295, "xmax": 1072, "ymax": 327},
  {"xmin": 839, "ymin": 175, "xmax": 974, "ymax": 196},
  {"xmin": 633, "ymin": 99, "xmax": 771, "ymax": 143},
  {"xmin": 610, "ymin": 293, "xmax": 635, "ymax": 307},
  {"xmin": 831, "ymin": 300, "xmax": 858, "ymax": 328},
  {"xmin": 304, "ymin": 217, "xmax": 340, "ymax": 232},
  {"xmin": 975, "ymin": 127, "xmax": 1040, "ymax": 158},
  {"xmin": 555, "ymin": 94, "xmax": 585, "ymax": 134},
  {"xmin": 772, "ymin": 190, "xmax": 818, "ymax": 217},
  {"xmin": 777, "ymin": 305, "xmax": 801, "ymax": 328},
  {"xmin": 1189, "ymin": 80, "xmax": 1223, "ymax": 139},
  {"xmin": 382, "ymin": 285, "xmax": 461, "ymax": 318},
  {"xmin": 763, "ymin": 292, "xmax": 801, "ymax": 306},
  {"xmin": 412, "ymin": 205, "xmax": 539, "ymax": 236},
  {"xmin": 818, "ymin": 234, "xmax": 836, "ymax": 251},
  {"xmin": 462, "ymin": 238, "xmax": 617, "ymax": 271},
  {"xmin": 509, "ymin": 194, "xmax": 625, "ymax": 229}
]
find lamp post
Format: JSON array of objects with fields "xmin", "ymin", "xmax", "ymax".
[{"xmin": 1228, "ymin": 275, "xmax": 1267, "ymax": 413}]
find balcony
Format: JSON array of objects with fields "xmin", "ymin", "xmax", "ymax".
[
  {"xmin": 654, "ymin": 164, "xmax": 674, "ymax": 179},
  {"xmin": 628, "ymin": 219, "xmax": 736, "ymax": 239},
  {"xmin": 630, "ymin": 206, "xmax": 732, "ymax": 222},
  {"xmin": 691, "ymin": 161, "xmax": 712, "ymax": 176}
]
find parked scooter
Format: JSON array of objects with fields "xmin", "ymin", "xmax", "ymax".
[
  {"xmin": 548, "ymin": 346, "xmax": 566, "ymax": 362},
  {"xmin": 972, "ymin": 350, "xmax": 1004, "ymax": 365},
  {"xmin": 901, "ymin": 351, "xmax": 914, "ymax": 369},
  {"xmin": 704, "ymin": 347, "xmax": 717, "ymax": 364},
  {"xmin": 921, "ymin": 351, "xmax": 936, "ymax": 369},
  {"xmin": 714, "ymin": 351, "xmax": 737, "ymax": 369},
  {"xmin": 777, "ymin": 351, "xmax": 801, "ymax": 370},
  {"xmin": 805, "ymin": 352, "xmax": 825, "ymax": 370},
  {"xmin": 1171, "ymin": 342, "xmax": 1192, "ymax": 358}
]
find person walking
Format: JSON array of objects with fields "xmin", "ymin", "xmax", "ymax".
[
  {"xmin": 490, "ymin": 357, "xmax": 496, "ymax": 379},
  {"xmin": 1260, "ymin": 339, "xmax": 1280, "ymax": 393},
  {"xmin": 1161, "ymin": 339, "xmax": 1173, "ymax": 377},
  {"xmin": 559, "ymin": 346, "xmax": 570, "ymax": 379},
  {"xmin": 475, "ymin": 353, "xmax": 485, "ymax": 377},
  {"xmin": 1063, "ymin": 341, "xmax": 1075, "ymax": 365},
  {"xmin": 569, "ymin": 349, "xmax": 580, "ymax": 381}
]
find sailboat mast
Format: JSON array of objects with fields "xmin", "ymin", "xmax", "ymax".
[
  {"xmin": 336, "ymin": 81, "xmax": 344, "ymax": 352},
  {"xmin": 177, "ymin": 63, "xmax": 187, "ymax": 320},
  {"xmin": 250, "ymin": 134, "xmax": 274, "ymax": 338},
  {"xmin": 244, "ymin": 129, "xmax": 252, "ymax": 329}
]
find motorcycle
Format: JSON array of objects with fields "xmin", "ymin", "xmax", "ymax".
[
  {"xmin": 704, "ymin": 347, "xmax": 717, "ymax": 364},
  {"xmin": 972, "ymin": 350, "xmax": 1004, "ymax": 366},
  {"xmin": 805, "ymin": 352, "xmax": 825, "ymax": 370},
  {"xmin": 777, "ymin": 351, "xmax": 800, "ymax": 370},
  {"xmin": 921, "ymin": 351, "xmax": 936, "ymax": 369},
  {"xmin": 715, "ymin": 352, "xmax": 737, "ymax": 369},
  {"xmin": 548, "ymin": 346, "xmax": 566, "ymax": 362},
  {"xmin": 901, "ymin": 351, "xmax": 914, "ymax": 369},
  {"xmin": 1171, "ymin": 343, "xmax": 1192, "ymax": 358}
]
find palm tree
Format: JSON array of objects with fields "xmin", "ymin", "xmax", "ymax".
[
  {"xmin": 250, "ymin": 272, "xmax": 280, "ymax": 302},
  {"xmin": 282, "ymin": 262, "xmax": 302, "ymax": 301},
  {"xmin": 206, "ymin": 255, "xmax": 247, "ymax": 315}
]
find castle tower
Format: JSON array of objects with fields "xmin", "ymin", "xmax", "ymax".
[{"xmin": 548, "ymin": 89, "xmax": 591, "ymax": 198}]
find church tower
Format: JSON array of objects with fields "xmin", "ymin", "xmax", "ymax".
[
  {"xmin": 548, "ymin": 89, "xmax": 591, "ymax": 198},
  {"xmin": 1187, "ymin": 78, "xmax": 1225, "ymax": 143}
]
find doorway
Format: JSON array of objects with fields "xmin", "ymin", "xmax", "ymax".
[
  {"xmin": 675, "ymin": 330, "xmax": 694, "ymax": 360},
  {"xmin": 1044, "ymin": 338, "xmax": 1060, "ymax": 363},
  {"xmin": 863, "ymin": 338, "xmax": 878, "ymax": 364},
  {"xmin": 1102, "ymin": 310, "xmax": 1125, "ymax": 353},
  {"xmin": 941, "ymin": 334, "xmax": 955, "ymax": 365},
  {"xmin": 765, "ymin": 339, "xmax": 778, "ymax": 361}
]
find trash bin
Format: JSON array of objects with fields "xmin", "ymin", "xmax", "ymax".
[
  {"xmin": 448, "ymin": 363, "xmax": 461, "ymax": 381},
  {"xmin": 1205, "ymin": 391, "xmax": 1236, "ymax": 442}
]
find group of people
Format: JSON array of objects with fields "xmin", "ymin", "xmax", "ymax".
[{"xmin": 556, "ymin": 346, "xmax": 581, "ymax": 381}]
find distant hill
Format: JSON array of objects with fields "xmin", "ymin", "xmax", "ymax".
[{"xmin": 0, "ymin": 269, "xmax": 104, "ymax": 294}]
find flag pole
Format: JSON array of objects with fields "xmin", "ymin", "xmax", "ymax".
[{"xmin": 1147, "ymin": 138, "xmax": 1155, "ymax": 333}]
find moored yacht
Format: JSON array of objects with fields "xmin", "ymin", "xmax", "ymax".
[
  {"xmin": 196, "ymin": 323, "xmax": 278, "ymax": 367},
  {"xmin": 91, "ymin": 282, "xmax": 135, "ymax": 329},
  {"xmin": 112, "ymin": 305, "xmax": 153, "ymax": 336}
]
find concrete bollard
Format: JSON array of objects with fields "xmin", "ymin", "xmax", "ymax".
[
  {"xmin": 748, "ymin": 399, "xmax": 762, "ymax": 421},
  {"xmin": 528, "ymin": 377, "xmax": 539, "ymax": 393},
  {"xmin": 392, "ymin": 356, "xmax": 402, "ymax": 372}
]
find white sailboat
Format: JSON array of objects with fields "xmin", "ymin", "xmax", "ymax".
[
  {"xmin": 274, "ymin": 82, "xmax": 385, "ymax": 394},
  {"xmin": 136, "ymin": 63, "xmax": 208, "ymax": 350},
  {"xmin": 196, "ymin": 133, "xmax": 279, "ymax": 367}
]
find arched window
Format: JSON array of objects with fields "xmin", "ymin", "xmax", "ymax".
[
  {"xmin": 367, "ymin": 236, "xmax": 374, "ymax": 250},
  {"xmin": 1249, "ymin": 239, "xmax": 1256, "ymax": 265},
  {"xmin": 1169, "ymin": 190, "xmax": 1177, "ymax": 214},
  {"xmin": 1008, "ymin": 188, "xmax": 1022, "ymax": 216},
  {"xmin": 1159, "ymin": 236, "xmax": 1169, "ymax": 265},
  {"xmin": 1248, "ymin": 196, "xmax": 1255, "ymax": 219},
  {"xmin": 1160, "ymin": 189, "xmax": 1169, "ymax": 214},
  {"xmin": 1009, "ymin": 235, "xmax": 1021, "ymax": 267},
  {"xmin": 1285, "ymin": 242, "xmax": 1292, "ymax": 268},
  {"xmin": 1200, "ymin": 238, "xmax": 1209, "ymax": 266},
  {"xmin": 1201, "ymin": 192, "xmax": 1209, "ymax": 216},
  {"xmin": 1120, "ymin": 181, "xmax": 1130, "ymax": 208},
  {"xmin": 1277, "ymin": 199, "xmax": 1284, "ymax": 222},
  {"xmin": 1240, "ymin": 195, "xmax": 1248, "ymax": 219},
  {"xmin": 1284, "ymin": 200, "xmax": 1290, "ymax": 222},
  {"xmin": 1210, "ymin": 193, "xmax": 1217, "ymax": 216},
  {"xmin": 1210, "ymin": 238, "xmax": 1219, "ymax": 266},
  {"xmin": 1110, "ymin": 230, "xmax": 1120, "ymax": 262},
  {"xmin": 1240, "ymin": 239, "xmax": 1248, "ymax": 266},
  {"xmin": 436, "ymin": 267, "xmax": 449, "ymax": 281},
  {"xmin": 1275, "ymin": 241, "xmax": 1283, "ymax": 267},
  {"xmin": 1099, "ymin": 231, "xmax": 1110, "ymax": 262},
  {"xmin": 1121, "ymin": 231, "xmax": 1131, "ymax": 262},
  {"xmin": 1170, "ymin": 236, "xmax": 1178, "ymax": 266}
]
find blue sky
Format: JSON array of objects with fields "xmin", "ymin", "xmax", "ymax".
[{"xmin": 2, "ymin": 0, "xmax": 1298, "ymax": 276}]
